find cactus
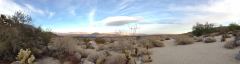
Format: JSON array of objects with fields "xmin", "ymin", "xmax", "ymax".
[{"xmin": 16, "ymin": 49, "xmax": 35, "ymax": 64}]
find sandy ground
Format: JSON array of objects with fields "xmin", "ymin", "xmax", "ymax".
[{"xmin": 150, "ymin": 36, "xmax": 240, "ymax": 64}]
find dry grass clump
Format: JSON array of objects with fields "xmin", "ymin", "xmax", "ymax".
[
  {"xmin": 151, "ymin": 40, "xmax": 164, "ymax": 47},
  {"xmin": 49, "ymin": 37, "xmax": 79, "ymax": 53},
  {"xmin": 175, "ymin": 35, "xmax": 194, "ymax": 45},
  {"xmin": 193, "ymin": 36, "xmax": 203, "ymax": 42},
  {"xmin": 47, "ymin": 37, "xmax": 84, "ymax": 62},
  {"xmin": 106, "ymin": 40, "xmax": 134, "ymax": 53},
  {"xmin": 224, "ymin": 39, "xmax": 236, "ymax": 49},
  {"xmin": 223, "ymin": 36, "xmax": 240, "ymax": 49},
  {"xmin": 137, "ymin": 47, "xmax": 151, "ymax": 56},
  {"xmin": 138, "ymin": 39, "xmax": 155, "ymax": 48},
  {"xmin": 204, "ymin": 37, "xmax": 216, "ymax": 43}
]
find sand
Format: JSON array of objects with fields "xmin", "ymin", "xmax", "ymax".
[{"xmin": 150, "ymin": 36, "xmax": 240, "ymax": 64}]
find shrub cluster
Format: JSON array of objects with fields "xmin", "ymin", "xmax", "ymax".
[
  {"xmin": 0, "ymin": 12, "xmax": 55, "ymax": 61},
  {"xmin": 192, "ymin": 22, "xmax": 215, "ymax": 36}
]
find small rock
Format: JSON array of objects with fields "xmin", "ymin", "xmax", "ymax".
[{"xmin": 235, "ymin": 51, "xmax": 240, "ymax": 60}]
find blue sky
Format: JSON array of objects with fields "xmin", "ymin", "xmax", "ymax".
[{"xmin": 1, "ymin": 0, "xmax": 240, "ymax": 34}]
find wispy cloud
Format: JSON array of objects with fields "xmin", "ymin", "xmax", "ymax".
[
  {"xmin": 88, "ymin": 8, "xmax": 96, "ymax": 27},
  {"xmin": 0, "ymin": 0, "xmax": 55, "ymax": 18}
]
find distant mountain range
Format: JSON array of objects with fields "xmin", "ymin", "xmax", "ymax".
[{"xmin": 54, "ymin": 32, "xmax": 121, "ymax": 37}]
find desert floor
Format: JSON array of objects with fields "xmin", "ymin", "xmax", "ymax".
[{"xmin": 150, "ymin": 36, "xmax": 240, "ymax": 64}]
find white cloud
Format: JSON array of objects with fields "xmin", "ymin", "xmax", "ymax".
[
  {"xmin": 0, "ymin": 0, "xmax": 24, "ymax": 15},
  {"xmin": 152, "ymin": 0, "xmax": 240, "ymax": 34},
  {"xmin": 102, "ymin": 16, "xmax": 142, "ymax": 26},
  {"xmin": 0, "ymin": 0, "xmax": 55, "ymax": 18}
]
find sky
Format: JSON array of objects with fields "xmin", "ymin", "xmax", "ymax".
[{"xmin": 0, "ymin": 0, "xmax": 240, "ymax": 34}]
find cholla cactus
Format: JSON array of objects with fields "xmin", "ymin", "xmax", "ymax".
[{"xmin": 16, "ymin": 49, "xmax": 35, "ymax": 64}]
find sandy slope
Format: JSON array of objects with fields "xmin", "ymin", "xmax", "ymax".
[{"xmin": 150, "ymin": 37, "xmax": 240, "ymax": 64}]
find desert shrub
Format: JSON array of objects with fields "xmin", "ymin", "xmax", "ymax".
[
  {"xmin": 224, "ymin": 40, "xmax": 236, "ymax": 49},
  {"xmin": 0, "ymin": 12, "xmax": 55, "ymax": 61},
  {"xmin": 228, "ymin": 23, "xmax": 240, "ymax": 31},
  {"xmin": 94, "ymin": 38, "xmax": 106, "ymax": 44},
  {"xmin": 77, "ymin": 49, "xmax": 96, "ymax": 58},
  {"xmin": 137, "ymin": 47, "xmax": 151, "ymax": 56},
  {"xmin": 151, "ymin": 40, "xmax": 164, "ymax": 47},
  {"xmin": 103, "ymin": 52, "xmax": 128, "ymax": 64},
  {"xmin": 165, "ymin": 37, "xmax": 170, "ymax": 40},
  {"xmin": 15, "ymin": 49, "xmax": 35, "ymax": 64},
  {"xmin": 193, "ymin": 36, "xmax": 203, "ymax": 42},
  {"xmin": 106, "ymin": 40, "xmax": 134, "ymax": 53},
  {"xmin": 48, "ymin": 37, "xmax": 79, "ymax": 59},
  {"xmin": 175, "ymin": 35, "xmax": 194, "ymax": 45},
  {"xmin": 82, "ymin": 38, "xmax": 91, "ymax": 43},
  {"xmin": 86, "ymin": 51, "xmax": 110, "ymax": 64},
  {"xmin": 204, "ymin": 37, "xmax": 216, "ymax": 43},
  {"xmin": 138, "ymin": 39, "xmax": 155, "ymax": 48},
  {"xmin": 192, "ymin": 22, "xmax": 216, "ymax": 36},
  {"xmin": 141, "ymin": 55, "xmax": 152, "ymax": 63}
]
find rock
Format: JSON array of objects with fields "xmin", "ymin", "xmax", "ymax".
[
  {"xmin": 204, "ymin": 37, "xmax": 216, "ymax": 43},
  {"xmin": 235, "ymin": 51, "xmax": 240, "ymax": 60}
]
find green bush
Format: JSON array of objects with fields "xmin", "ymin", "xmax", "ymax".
[
  {"xmin": 228, "ymin": 23, "xmax": 240, "ymax": 31},
  {"xmin": 192, "ymin": 22, "xmax": 215, "ymax": 36}
]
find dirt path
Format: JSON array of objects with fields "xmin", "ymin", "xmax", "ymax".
[{"xmin": 150, "ymin": 38, "xmax": 240, "ymax": 64}]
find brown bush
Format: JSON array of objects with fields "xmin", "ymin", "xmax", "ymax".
[
  {"xmin": 165, "ymin": 37, "xmax": 170, "ymax": 40},
  {"xmin": 175, "ymin": 35, "xmax": 194, "ymax": 45},
  {"xmin": 94, "ymin": 38, "xmax": 106, "ymax": 44},
  {"xmin": 204, "ymin": 37, "xmax": 216, "ymax": 43}
]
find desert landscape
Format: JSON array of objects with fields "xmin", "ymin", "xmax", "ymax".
[{"xmin": 1, "ymin": 0, "xmax": 240, "ymax": 64}]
